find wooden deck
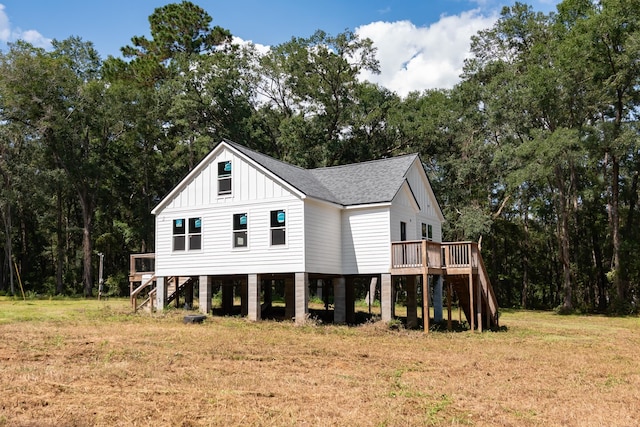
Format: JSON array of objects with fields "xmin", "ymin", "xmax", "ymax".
[{"xmin": 391, "ymin": 240, "xmax": 499, "ymax": 331}]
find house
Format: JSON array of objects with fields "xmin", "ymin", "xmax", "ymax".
[{"xmin": 130, "ymin": 139, "xmax": 498, "ymax": 332}]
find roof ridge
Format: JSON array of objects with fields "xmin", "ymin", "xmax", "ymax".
[
  {"xmin": 311, "ymin": 152, "xmax": 418, "ymax": 172},
  {"xmin": 223, "ymin": 139, "xmax": 309, "ymax": 172}
]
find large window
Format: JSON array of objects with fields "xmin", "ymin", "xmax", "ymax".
[
  {"xmin": 173, "ymin": 218, "xmax": 202, "ymax": 251},
  {"xmin": 173, "ymin": 219, "xmax": 186, "ymax": 251},
  {"xmin": 189, "ymin": 217, "xmax": 202, "ymax": 250},
  {"xmin": 233, "ymin": 213, "xmax": 248, "ymax": 248},
  {"xmin": 270, "ymin": 210, "xmax": 286, "ymax": 246},
  {"xmin": 218, "ymin": 161, "xmax": 232, "ymax": 196}
]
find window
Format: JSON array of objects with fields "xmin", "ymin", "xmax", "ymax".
[
  {"xmin": 189, "ymin": 217, "xmax": 202, "ymax": 250},
  {"xmin": 233, "ymin": 213, "xmax": 247, "ymax": 248},
  {"xmin": 400, "ymin": 222, "xmax": 407, "ymax": 241},
  {"xmin": 270, "ymin": 210, "xmax": 286, "ymax": 246},
  {"xmin": 173, "ymin": 218, "xmax": 201, "ymax": 251},
  {"xmin": 422, "ymin": 223, "xmax": 433, "ymax": 241},
  {"xmin": 173, "ymin": 219, "xmax": 186, "ymax": 251},
  {"xmin": 218, "ymin": 161, "xmax": 232, "ymax": 196}
]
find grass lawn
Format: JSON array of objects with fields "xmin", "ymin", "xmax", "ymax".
[{"xmin": 0, "ymin": 297, "xmax": 639, "ymax": 426}]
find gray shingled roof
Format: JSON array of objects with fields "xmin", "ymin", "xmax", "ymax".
[{"xmin": 225, "ymin": 140, "xmax": 418, "ymax": 206}]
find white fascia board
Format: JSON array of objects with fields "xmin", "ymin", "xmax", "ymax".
[{"xmin": 344, "ymin": 202, "xmax": 392, "ymax": 210}]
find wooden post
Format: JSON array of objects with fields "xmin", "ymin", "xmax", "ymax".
[
  {"xmin": 406, "ymin": 275, "xmax": 417, "ymax": 329},
  {"xmin": 422, "ymin": 271, "xmax": 429, "ymax": 333},
  {"xmin": 447, "ymin": 280, "xmax": 452, "ymax": 331},
  {"xmin": 476, "ymin": 274, "xmax": 483, "ymax": 332},
  {"xmin": 468, "ymin": 272, "xmax": 475, "ymax": 331}
]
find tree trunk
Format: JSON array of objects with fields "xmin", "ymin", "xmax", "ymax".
[
  {"xmin": 56, "ymin": 187, "xmax": 64, "ymax": 294},
  {"xmin": 2, "ymin": 203, "xmax": 14, "ymax": 295},
  {"xmin": 521, "ymin": 191, "xmax": 530, "ymax": 309},
  {"xmin": 79, "ymin": 188, "xmax": 94, "ymax": 298},
  {"xmin": 555, "ymin": 167, "xmax": 573, "ymax": 311}
]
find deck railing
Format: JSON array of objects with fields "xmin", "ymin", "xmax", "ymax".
[
  {"xmin": 129, "ymin": 253, "xmax": 156, "ymax": 311},
  {"xmin": 129, "ymin": 253, "xmax": 155, "ymax": 279},
  {"xmin": 391, "ymin": 241, "xmax": 479, "ymax": 270},
  {"xmin": 391, "ymin": 240, "xmax": 443, "ymax": 269}
]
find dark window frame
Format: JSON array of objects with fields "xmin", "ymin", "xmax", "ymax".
[
  {"xmin": 173, "ymin": 218, "xmax": 186, "ymax": 251},
  {"xmin": 188, "ymin": 217, "xmax": 202, "ymax": 250},
  {"xmin": 270, "ymin": 209, "xmax": 286, "ymax": 246},
  {"xmin": 218, "ymin": 161, "xmax": 232, "ymax": 196},
  {"xmin": 233, "ymin": 213, "xmax": 248, "ymax": 248}
]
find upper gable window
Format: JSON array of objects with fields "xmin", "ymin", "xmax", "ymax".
[
  {"xmin": 270, "ymin": 210, "xmax": 286, "ymax": 246},
  {"xmin": 218, "ymin": 161, "xmax": 232, "ymax": 196}
]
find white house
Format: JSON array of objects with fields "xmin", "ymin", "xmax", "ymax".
[{"xmin": 140, "ymin": 139, "xmax": 498, "ymax": 331}]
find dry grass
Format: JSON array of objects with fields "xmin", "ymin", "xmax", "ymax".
[{"xmin": 0, "ymin": 298, "xmax": 639, "ymax": 426}]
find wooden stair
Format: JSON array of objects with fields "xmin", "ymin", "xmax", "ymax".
[
  {"xmin": 446, "ymin": 250, "xmax": 499, "ymax": 330},
  {"xmin": 131, "ymin": 276, "xmax": 196, "ymax": 312}
]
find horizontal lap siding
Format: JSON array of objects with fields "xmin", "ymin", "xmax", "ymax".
[
  {"xmin": 155, "ymin": 147, "xmax": 305, "ymax": 277},
  {"xmin": 342, "ymin": 208, "xmax": 390, "ymax": 275},
  {"xmin": 305, "ymin": 201, "xmax": 342, "ymax": 274}
]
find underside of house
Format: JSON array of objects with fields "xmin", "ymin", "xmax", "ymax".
[{"xmin": 130, "ymin": 240, "xmax": 499, "ymax": 332}]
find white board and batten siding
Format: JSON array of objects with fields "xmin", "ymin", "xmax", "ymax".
[
  {"xmin": 304, "ymin": 199, "xmax": 343, "ymax": 274},
  {"xmin": 404, "ymin": 159, "xmax": 444, "ymax": 243},
  {"xmin": 154, "ymin": 147, "xmax": 306, "ymax": 277},
  {"xmin": 341, "ymin": 207, "xmax": 391, "ymax": 275}
]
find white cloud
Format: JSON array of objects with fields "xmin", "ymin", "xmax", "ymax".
[
  {"xmin": 0, "ymin": 3, "xmax": 51, "ymax": 49},
  {"xmin": 0, "ymin": 4, "xmax": 10, "ymax": 41},
  {"xmin": 356, "ymin": 10, "xmax": 497, "ymax": 96}
]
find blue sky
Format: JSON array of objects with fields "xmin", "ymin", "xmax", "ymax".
[{"xmin": 0, "ymin": 0, "xmax": 561, "ymax": 94}]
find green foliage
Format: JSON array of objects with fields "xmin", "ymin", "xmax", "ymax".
[{"xmin": 1, "ymin": 1, "xmax": 640, "ymax": 314}]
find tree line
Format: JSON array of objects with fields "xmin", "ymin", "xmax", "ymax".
[{"xmin": 0, "ymin": 0, "xmax": 638, "ymax": 313}]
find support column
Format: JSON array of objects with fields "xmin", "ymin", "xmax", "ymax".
[
  {"xmin": 406, "ymin": 275, "xmax": 417, "ymax": 329},
  {"xmin": 434, "ymin": 275, "xmax": 443, "ymax": 323},
  {"xmin": 346, "ymin": 276, "xmax": 355, "ymax": 324},
  {"xmin": 476, "ymin": 274, "xmax": 483, "ymax": 332},
  {"xmin": 155, "ymin": 276, "xmax": 167, "ymax": 310},
  {"xmin": 468, "ymin": 273, "xmax": 475, "ymax": 331},
  {"xmin": 333, "ymin": 277, "xmax": 346, "ymax": 324},
  {"xmin": 422, "ymin": 271, "xmax": 430, "ymax": 333},
  {"xmin": 381, "ymin": 273, "xmax": 393, "ymax": 322},
  {"xmin": 294, "ymin": 272, "xmax": 308, "ymax": 324},
  {"xmin": 263, "ymin": 280, "xmax": 273, "ymax": 312},
  {"xmin": 184, "ymin": 278, "xmax": 194, "ymax": 310},
  {"xmin": 222, "ymin": 281, "xmax": 234, "ymax": 315},
  {"xmin": 285, "ymin": 276, "xmax": 295, "ymax": 319},
  {"xmin": 239, "ymin": 277, "xmax": 248, "ymax": 316},
  {"xmin": 367, "ymin": 277, "xmax": 378, "ymax": 314},
  {"xmin": 316, "ymin": 279, "xmax": 323, "ymax": 300},
  {"xmin": 198, "ymin": 275, "xmax": 212, "ymax": 315},
  {"xmin": 247, "ymin": 274, "xmax": 261, "ymax": 321},
  {"xmin": 447, "ymin": 281, "xmax": 452, "ymax": 331}
]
